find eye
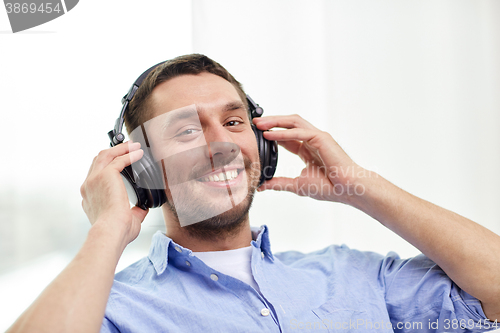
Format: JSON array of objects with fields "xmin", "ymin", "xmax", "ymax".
[
  {"xmin": 225, "ymin": 120, "xmax": 242, "ymax": 127},
  {"xmin": 176, "ymin": 128, "xmax": 200, "ymax": 137}
]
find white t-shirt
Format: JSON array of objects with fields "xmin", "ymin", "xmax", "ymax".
[{"xmin": 193, "ymin": 245, "xmax": 261, "ymax": 293}]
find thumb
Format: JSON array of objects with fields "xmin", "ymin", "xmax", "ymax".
[
  {"xmin": 131, "ymin": 206, "xmax": 149, "ymax": 224},
  {"xmin": 257, "ymin": 177, "xmax": 298, "ymax": 194}
]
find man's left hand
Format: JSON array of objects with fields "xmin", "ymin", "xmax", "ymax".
[{"xmin": 253, "ymin": 114, "xmax": 368, "ymax": 203}]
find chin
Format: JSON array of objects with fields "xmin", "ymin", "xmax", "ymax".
[
  {"xmin": 164, "ymin": 166, "xmax": 259, "ymax": 238},
  {"xmin": 173, "ymin": 189, "xmax": 256, "ymax": 241}
]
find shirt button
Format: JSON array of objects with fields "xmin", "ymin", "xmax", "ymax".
[
  {"xmin": 185, "ymin": 261, "xmax": 191, "ymax": 267},
  {"xmin": 210, "ymin": 273, "xmax": 219, "ymax": 281},
  {"xmin": 261, "ymin": 251, "xmax": 265, "ymax": 259},
  {"xmin": 174, "ymin": 246, "xmax": 182, "ymax": 253},
  {"xmin": 260, "ymin": 308, "xmax": 270, "ymax": 316}
]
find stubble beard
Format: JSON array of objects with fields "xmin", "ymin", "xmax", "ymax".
[{"xmin": 164, "ymin": 156, "xmax": 261, "ymax": 241}]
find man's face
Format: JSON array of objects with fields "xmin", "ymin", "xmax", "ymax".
[{"xmin": 142, "ymin": 72, "xmax": 260, "ymax": 229}]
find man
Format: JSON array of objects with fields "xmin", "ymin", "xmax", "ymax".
[{"xmin": 8, "ymin": 54, "xmax": 500, "ymax": 332}]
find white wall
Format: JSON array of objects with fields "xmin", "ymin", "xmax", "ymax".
[
  {"xmin": 192, "ymin": 0, "xmax": 500, "ymax": 258},
  {"xmin": 0, "ymin": 0, "xmax": 193, "ymax": 265},
  {"xmin": 0, "ymin": 1, "xmax": 193, "ymax": 330}
]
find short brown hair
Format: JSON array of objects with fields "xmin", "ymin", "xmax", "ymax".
[{"xmin": 124, "ymin": 54, "xmax": 248, "ymax": 135}]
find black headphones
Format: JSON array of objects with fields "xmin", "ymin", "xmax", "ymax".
[{"xmin": 107, "ymin": 61, "xmax": 278, "ymax": 210}]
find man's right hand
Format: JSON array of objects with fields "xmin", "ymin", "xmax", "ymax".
[
  {"xmin": 80, "ymin": 141, "xmax": 148, "ymax": 246},
  {"xmin": 7, "ymin": 142, "xmax": 149, "ymax": 333}
]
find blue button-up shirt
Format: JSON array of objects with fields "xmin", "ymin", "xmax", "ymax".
[{"xmin": 101, "ymin": 225, "xmax": 496, "ymax": 332}]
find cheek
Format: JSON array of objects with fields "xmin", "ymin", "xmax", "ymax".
[
  {"xmin": 151, "ymin": 136, "xmax": 207, "ymax": 161},
  {"xmin": 242, "ymin": 146, "xmax": 261, "ymax": 181},
  {"xmin": 238, "ymin": 132, "xmax": 259, "ymax": 161}
]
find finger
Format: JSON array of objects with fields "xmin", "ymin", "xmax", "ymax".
[
  {"xmin": 257, "ymin": 177, "xmax": 299, "ymax": 194},
  {"xmin": 263, "ymin": 128, "xmax": 318, "ymax": 143},
  {"xmin": 107, "ymin": 149, "xmax": 144, "ymax": 173},
  {"xmin": 253, "ymin": 114, "xmax": 317, "ymax": 131},
  {"xmin": 277, "ymin": 140, "xmax": 301, "ymax": 155},
  {"xmin": 266, "ymin": 129, "xmax": 339, "ymax": 167},
  {"xmin": 91, "ymin": 142, "xmax": 141, "ymax": 174}
]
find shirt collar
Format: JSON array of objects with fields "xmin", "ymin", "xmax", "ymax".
[
  {"xmin": 147, "ymin": 225, "xmax": 274, "ymax": 276},
  {"xmin": 251, "ymin": 225, "xmax": 274, "ymax": 262}
]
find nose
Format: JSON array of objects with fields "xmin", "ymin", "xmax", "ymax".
[{"xmin": 203, "ymin": 124, "xmax": 240, "ymax": 167}]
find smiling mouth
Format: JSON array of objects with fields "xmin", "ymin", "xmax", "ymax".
[{"xmin": 196, "ymin": 168, "xmax": 244, "ymax": 183}]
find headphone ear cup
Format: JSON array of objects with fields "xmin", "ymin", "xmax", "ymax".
[
  {"xmin": 252, "ymin": 124, "xmax": 278, "ymax": 186},
  {"xmin": 124, "ymin": 151, "xmax": 166, "ymax": 209},
  {"xmin": 120, "ymin": 166, "xmax": 148, "ymax": 210},
  {"xmin": 262, "ymin": 136, "xmax": 278, "ymax": 183}
]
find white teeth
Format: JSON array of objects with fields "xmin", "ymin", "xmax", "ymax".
[{"xmin": 198, "ymin": 169, "xmax": 240, "ymax": 182}]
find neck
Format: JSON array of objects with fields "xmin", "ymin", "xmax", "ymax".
[{"xmin": 163, "ymin": 209, "xmax": 253, "ymax": 252}]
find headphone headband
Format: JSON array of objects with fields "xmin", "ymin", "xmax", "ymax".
[
  {"xmin": 108, "ymin": 61, "xmax": 263, "ymax": 146},
  {"xmin": 109, "ymin": 61, "xmax": 168, "ymax": 146}
]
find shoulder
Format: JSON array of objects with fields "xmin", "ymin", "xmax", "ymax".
[
  {"xmin": 274, "ymin": 244, "xmax": 417, "ymax": 289},
  {"xmin": 109, "ymin": 256, "xmax": 157, "ymax": 297},
  {"xmin": 274, "ymin": 243, "xmax": 400, "ymax": 268},
  {"xmin": 115, "ymin": 257, "xmax": 152, "ymax": 282}
]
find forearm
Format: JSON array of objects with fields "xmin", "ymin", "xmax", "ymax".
[
  {"xmin": 348, "ymin": 171, "xmax": 500, "ymax": 319},
  {"xmin": 7, "ymin": 222, "xmax": 127, "ymax": 333}
]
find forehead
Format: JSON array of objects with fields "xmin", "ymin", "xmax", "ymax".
[{"xmin": 150, "ymin": 72, "xmax": 243, "ymax": 118}]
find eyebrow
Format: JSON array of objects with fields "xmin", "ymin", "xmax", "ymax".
[
  {"xmin": 196, "ymin": 100, "xmax": 246, "ymax": 114},
  {"xmin": 160, "ymin": 107, "xmax": 199, "ymax": 133},
  {"xmin": 161, "ymin": 101, "xmax": 246, "ymax": 131}
]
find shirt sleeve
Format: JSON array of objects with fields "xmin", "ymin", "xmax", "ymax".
[
  {"xmin": 100, "ymin": 317, "xmax": 120, "ymax": 333},
  {"xmin": 365, "ymin": 251, "xmax": 497, "ymax": 332}
]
